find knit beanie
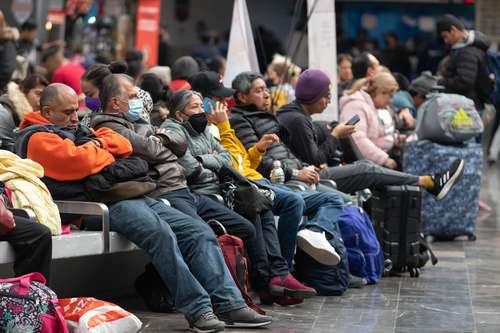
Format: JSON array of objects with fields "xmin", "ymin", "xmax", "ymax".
[{"xmin": 295, "ymin": 69, "xmax": 331, "ymax": 105}]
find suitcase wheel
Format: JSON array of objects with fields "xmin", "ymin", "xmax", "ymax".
[
  {"xmin": 409, "ymin": 268, "xmax": 420, "ymax": 278},
  {"xmin": 468, "ymin": 234, "xmax": 477, "ymax": 241}
]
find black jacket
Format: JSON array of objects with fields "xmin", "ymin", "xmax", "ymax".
[
  {"xmin": 230, "ymin": 104, "xmax": 304, "ymax": 180},
  {"xmin": 90, "ymin": 113, "xmax": 188, "ymax": 197},
  {"xmin": 440, "ymin": 30, "xmax": 492, "ymax": 109},
  {"xmin": 276, "ymin": 101, "xmax": 340, "ymax": 167}
]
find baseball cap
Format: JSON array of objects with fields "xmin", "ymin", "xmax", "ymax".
[{"xmin": 189, "ymin": 71, "xmax": 235, "ymax": 98}]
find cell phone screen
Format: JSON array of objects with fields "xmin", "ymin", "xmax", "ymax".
[{"xmin": 203, "ymin": 97, "xmax": 217, "ymax": 114}]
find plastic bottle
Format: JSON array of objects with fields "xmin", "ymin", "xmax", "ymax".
[{"xmin": 270, "ymin": 160, "xmax": 285, "ymax": 184}]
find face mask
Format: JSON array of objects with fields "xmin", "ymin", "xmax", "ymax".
[
  {"xmin": 124, "ymin": 98, "xmax": 143, "ymax": 122},
  {"xmin": 187, "ymin": 112, "xmax": 208, "ymax": 134},
  {"xmin": 84, "ymin": 97, "xmax": 101, "ymax": 113}
]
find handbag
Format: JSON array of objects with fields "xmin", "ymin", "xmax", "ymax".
[
  {"xmin": 0, "ymin": 182, "xmax": 15, "ymax": 235},
  {"xmin": 218, "ymin": 165, "xmax": 274, "ymax": 219}
]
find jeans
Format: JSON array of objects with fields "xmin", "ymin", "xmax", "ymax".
[
  {"xmin": 108, "ymin": 197, "xmax": 245, "ymax": 321},
  {"xmin": 255, "ymin": 179, "xmax": 345, "ymax": 269},
  {"xmin": 159, "ymin": 188, "xmax": 289, "ymax": 291},
  {"xmin": 0, "ymin": 216, "xmax": 52, "ymax": 284},
  {"xmin": 320, "ymin": 160, "xmax": 419, "ymax": 194}
]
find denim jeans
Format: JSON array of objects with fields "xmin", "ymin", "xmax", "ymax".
[
  {"xmin": 108, "ymin": 197, "xmax": 245, "ymax": 321},
  {"xmin": 255, "ymin": 179, "xmax": 345, "ymax": 269},
  {"xmin": 159, "ymin": 188, "xmax": 288, "ymax": 291}
]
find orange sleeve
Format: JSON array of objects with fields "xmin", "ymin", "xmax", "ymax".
[
  {"xmin": 93, "ymin": 127, "xmax": 132, "ymax": 158},
  {"xmin": 27, "ymin": 132, "xmax": 116, "ymax": 181}
]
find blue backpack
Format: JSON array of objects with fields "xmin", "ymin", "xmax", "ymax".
[
  {"xmin": 338, "ymin": 206, "xmax": 384, "ymax": 284},
  {"xmin": 484, "ymin": 50, "xmax": 500, "ymax": 104}
]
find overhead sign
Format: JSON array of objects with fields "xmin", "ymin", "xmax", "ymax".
[{"xmin": 136, "ymin": 0, "xmax": 161, "ymax": 67}]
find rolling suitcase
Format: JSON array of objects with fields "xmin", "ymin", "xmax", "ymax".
[
  {"xmin": 403, "ymin": 140, "xmax": 481, "ymax": 240},
  {"xmin": 368, "ymin": 185, "xmax": 423, "ymax": 277}
]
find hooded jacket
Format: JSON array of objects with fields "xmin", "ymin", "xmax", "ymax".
[
  {"xmin": 440, "ymin": 30, "xmax": 492, "ymax": 109},
  {"xmin": 339, "ymin": 90, "xmax": 390, "ymax": 166},
  {"xmin": 230, "ymin": 104, "xmax": 304, "ymax": 181},
  {"xmin": 0, "ymin": 82, "xmax": 34, "ymax": 151},
  {"xmin": 276, "ymin": 101, "xmax": 340, "ymax": 167},
  {"xmin": 161, "ymin": 118, "xmax": 231, "ymax": 195},
  {"xmin": 90, "ymin": 113, "xmax": 188, "ymax": 197},
  {"xmin": 17, "ymin": 111, "xmax": 132, "ymax": 181}
]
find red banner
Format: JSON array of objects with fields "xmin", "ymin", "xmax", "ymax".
[{"xmin": 135, "ymin": 0, "xmax": 161, "ymax": 67}]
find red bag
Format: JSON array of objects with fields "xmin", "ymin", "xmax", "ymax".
[
  {"xmin": 0, "ymin": 184, "xmax": 15, "ymax": 235},
  {"xmin": 207, "ymin": 220, "xmax": 265, "ymax": 315}
]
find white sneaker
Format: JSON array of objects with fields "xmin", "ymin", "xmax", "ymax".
[{"xmin": 296, "ymin": 229, "xmax": 341, "ymax": 266}]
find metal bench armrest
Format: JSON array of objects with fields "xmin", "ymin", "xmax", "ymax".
[
  {"xmin": 285, "ymin": 182, "xmax": 307, "ymax": 192},
  {"xmin": 318, "ymin": 179, "xmax": 338, "ymax": 189},
  {"xmin": 54, "ymin": 201, "xmax": 110, "ymax": 253}
]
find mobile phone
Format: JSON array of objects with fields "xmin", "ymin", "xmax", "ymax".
[
  {"xmin": 203, "ymin": 97, "xmax": 217, "ymax": 114},
  {"xmin": 345, "ymin": 114, "xmax": 360, "ymax": 126}
]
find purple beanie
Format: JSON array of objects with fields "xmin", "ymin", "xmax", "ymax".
[{"xmin": 295, "ymin": 69, "xmax": 331, "ymax": 104}]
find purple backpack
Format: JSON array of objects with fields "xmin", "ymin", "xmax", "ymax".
[{"xmin": 0, "ymin": 272, "xmax": 68, "ymax": 333}]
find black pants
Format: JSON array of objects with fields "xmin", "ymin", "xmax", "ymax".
[
  {"xmin": 159, "ymin": 188, "xmax": 288, "ymax": 290},
  {"xmin": 320, "ymin": 160, "xmax": 420, "ymax": 194},
  {"xmin": 0, "ymin": 216, "xmax": 52, "ymax": 284}
]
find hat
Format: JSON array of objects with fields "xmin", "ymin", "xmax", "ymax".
[
  {"xmin": 189, "ymin": 71, "xmax": 235, "ymax": 98},
  {"xmin": 295, "ymin": 69, "xmax": 331, "ymax": 104},
  {"xmin": 409, "ymin": 72, "xmax": 442, "ymax": 95}
]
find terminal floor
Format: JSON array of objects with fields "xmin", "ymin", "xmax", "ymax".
[{"xmin": 116, "ymin": 166, "xmax": 500, "ymax": 333}]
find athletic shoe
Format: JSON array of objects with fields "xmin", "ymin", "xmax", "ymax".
[
  {"xmin": 189, "ymin": 311, "xmax": 225, "ymax": 333},
  {"xmin": 348, "ymin": 274, "xmax": 367, "ymax": 288},
  {"xmin": 269, "ymin": 274, "xmax": 316, "ymax": 298},
  {"xmin": 297, "ymin": 229, "xmax": 341, "ymax": 266},
  {"xmin": 218, "ymin": 306, "xmax": 272, "ymax": 328},
  {"xmin": 428, "ymin": 159, "xmax": 465, "ymax": 200}
]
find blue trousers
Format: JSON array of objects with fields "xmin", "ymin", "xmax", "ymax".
[{"xmin": 108, "ymin": 197, "xmax": 245, "ymax": 322}]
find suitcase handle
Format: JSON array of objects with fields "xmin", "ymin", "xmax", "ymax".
[{"xmin": 207, "ymin": 219, "xmax": 227, "ymax": 236}]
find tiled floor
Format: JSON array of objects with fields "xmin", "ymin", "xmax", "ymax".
[{"xmin": 121, "ymin": 166, "xmax": 500, "ymax": 332}]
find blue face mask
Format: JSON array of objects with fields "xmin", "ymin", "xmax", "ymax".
[{"xmin": 124, "ymin": 98, "xmax": 143, "ymax": 122}]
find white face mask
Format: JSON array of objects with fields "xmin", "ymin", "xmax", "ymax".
[{"xmin": 124, "ymin": 98, "xmax": 143, "ymax": 122}]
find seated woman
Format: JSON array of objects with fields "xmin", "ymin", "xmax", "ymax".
[
  {"xmin": 339, "ymin": 72, "xmax": 402, "ymax": 169},
  {"xmin": 0, "ymin": 75, "xmax": 49, "ymax": 151}
]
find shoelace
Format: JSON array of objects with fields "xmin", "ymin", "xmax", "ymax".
[{"xmin": 199, "ymin": 312, "xmax": 218, "ymax": 322}]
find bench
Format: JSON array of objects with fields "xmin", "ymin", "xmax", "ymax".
[{"xmin": 0, "ymin": 201, "xmax": 139, "ymax": 265}]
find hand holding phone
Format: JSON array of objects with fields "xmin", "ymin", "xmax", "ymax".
[
  {"xmin": 203, "ymin": 97, "xmax": 217, "ymax": 114},
  {"xmin": 345, "ymin": 114, "xmax": 360, "ymax": 126}
]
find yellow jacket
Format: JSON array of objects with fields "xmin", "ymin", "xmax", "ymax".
[
  {"xmin": 0, "ymin": 150, "xmax": 61, "ymax": 235},
  {"xmin": 216, "ymin": 120, "xmax": 264, "ymax": 181}
]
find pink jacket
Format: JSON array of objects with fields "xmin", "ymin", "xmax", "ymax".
[{"xmin": 339, "ymin": 90, "xmax": 390, "ymax": 165}]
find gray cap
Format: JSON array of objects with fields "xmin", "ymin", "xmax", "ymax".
[{"xmin": 409, "ymin": 71, "xmax": 443, "ymax": 95}]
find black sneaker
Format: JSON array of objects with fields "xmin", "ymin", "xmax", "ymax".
[
  {"xmin": 189, "ymin": 311, "xmax": 225, "ymax": 333},
  {"xmin": 428, "ymin": 159, "xmax": 465, "ymax": 200},
  {"xmin": 218, "ymin": 307, "xmax": 272, "ymax": 328}
]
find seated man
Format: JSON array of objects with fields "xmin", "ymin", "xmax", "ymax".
[
  {"xmin": 162, "ymin": 88, "xmax": 316, "ymax": 306},
  {"xmin": 16, "ymin": 83, "xmax": 271, "ymax": 332},
  {"xmin": 231, "ymin": 71, "xmax": 464, "ymax": 201},
  {"xmin": 189, "ymin": 71, "xmax": 345, "ymax": 270}
]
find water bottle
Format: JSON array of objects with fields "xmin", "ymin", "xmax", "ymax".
[{"xmin": 270, "ymin": 160, "xmax": 285, "ymax": 184}]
